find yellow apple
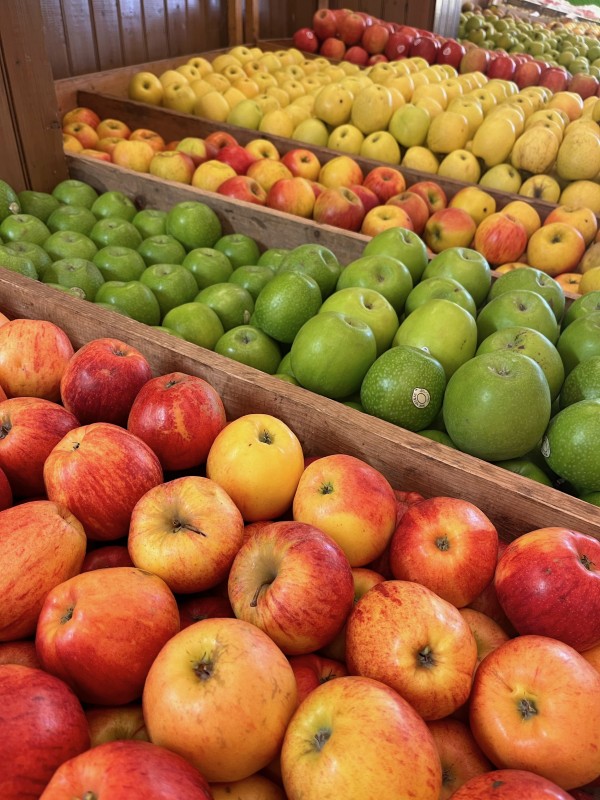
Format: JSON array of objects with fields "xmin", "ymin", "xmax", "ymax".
[
  {"xmin": 327, "ymin": 124, "xmax": 365, "ymax": 156},
  {"xmin": 526, "ymin": 222, "xmax": 587, "ymax": 277},
  {"xmin": 313, "ymin": 84, "xmax": 354, "ymax": 127},
  {"xmin": 176, "ymin": 64, "xmax": 200, "ymax": 83},
  {"xmin": 228, "ymin": 45, "xmax": 254, "ymax": 65},
  {"xmin": 388, "ymin": 103, "xmax": 431, "ymax": 148},
  {"xmin": 191, "ymin": 160, "xmax": 237, "ymax": 193},
  {"xmin": 254, "ymin": 73, "xmax": 278, "ymax": 92},
  {"xmin": 411, "ymin": 83, "xmax": 448, "ymax": 110},
  {"xmin": 292, "ymin": 118, "xmax": 330, "ymax": 147},
  {"xmin": 441, "ymin": 152, "xmax": 481, "ymax": 187},
  {"xmin": 555, "ymin": 127, "xmax": 600, "ymax": 182},
  {"xmin": 415, "ymin": 96, "xmax": 444, "ymax": 120},
  {"xmin": 162, "ymin": 82, "xmax": 196, "ymax": 114},
  {"xmin": 204, "ymin": 72, "xmax": 231, "ymax": 93},
  {"xmin": 401, "ymin": 146, "xmax": 440, "ymax": 174},
  {"xmin": 386, "ymin": 75, "xmax": 415, "ymax": 102},
  {"xmin": 544, "ymin": 205, "xmax": 598, "ymax": 246},
  {"xmin": 245, "ymin": 138, "xmax": 280, "ymax": 161},
  {"xmin": 266, "ymin": 86, "xmax": 290, "ymax": 108},
  {"xmin": 577, "ymin": 267, "xmax": 600, "ymax": 294},
  {"xmin": 128, "ymin": 71, "xmax": 164, "ymax": 106},
  {"xmin": 519, "ymin": 175, "xmax": 562, "ymax": 203},
  {"xmin": 546, "ymin": 91, "xmax": 584, "ymax": 122},
  {"xmin": 246, "ymin": 159, "xmax": 293, "ymax": 193},
  {"xmin": 360, "ymin": 131, "xmax": 401, "ymax": 165},
  {"xmin": 440, "ymin": 78, "xmax": 464, "ymax": 104},
  {"xmin": 447, "ymin": 97, "xmax": 484, "ymax": 139},
  {"xmin": 226, "ymin": 98, "xmax": 263, "ymax": 129},
  {"xmin": 187, "ymin": 56, "xmax": 213, "ymax": 76},
  {"xmin": 427, "ymin": 111, "xmax": 469, "ymax": 153},
  {"xmin": 479, "ymin": 163, "xmax": 523, "ymax": 194},
  {"xmin": 193, "ymin": 91, "xmax": 230, "ymax": 122},
  {"xmin": 211, "ymin": 53, "xmax": 239, "ymax": 74},
  {"xmin": 285, "ymin": 104, "xmax": 311, "ymax": 128},
  {"xmin": 447, "ymin": 182, "xmax": 495, "ymax": 223},
  {"xmin": 189, "ymin": 78, "xmax": 215, "ymax": 99},
  {"xmin": 222, "ymin": 63, "xmax": 247, "ymax": 84},
  {"xmin": 281, "ymin": 80, "xmax": 305, "ymax": 102},
  {"xmin": 223, "ymin": 86, "xmax": 247, "ymax": 111},
  {"xmin": 112, "ymin": 139, "xmax": 155, "ymax": 173},
  {"xmin": 466, "ymin": 88, "xmax": 497, "ymax": 115},
  {"xmin": 259, "ymin": 109, "xmax": 294, "ymax": 138},
  {"xmin": 159, "ymin": 69, "xmax": 185, "ymax": 87},
  {"xmin": 254, "ymin": 94, "xmax": 280, "ymax": 115},
  {"xmin": 351, "ymin": 84, "xmax": 394, "ymax": 134},
  {"xmin": 231, "ymin": 76, "xmax": 260, "ymax": 99},
  {"xmin": 471, "ymin": 116, "xmax": 516, "ymax": 168},
  {"xmin": 560, "ymin": 180, "xmax": 600, "ymax": 215}
]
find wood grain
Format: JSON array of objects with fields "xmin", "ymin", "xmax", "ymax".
[{"xmin": 0, "ymin": 269, "xmax": 597, "ymax": 543}]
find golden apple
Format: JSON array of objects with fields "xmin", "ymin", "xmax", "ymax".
[
  {"xmin": 401, "ymin": 146, "xmax": 440, "ymax": 174},
  {"xmin": 427, "ymin": 110, "xmax": 469, "ymax": 153},
  {"xmin": 479, "ymin": 163, "xmax": 523, "ymax": 194},
  {"xmin": 499, "ymin": 200, "xmax": 541, "ymax": 238},
  {"xmin": 449, "ymin": 185, "xmax": 496, "ymax": 226}
]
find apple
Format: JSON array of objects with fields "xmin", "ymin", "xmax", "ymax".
[
  {"xmin": 469, "ymin": 635, "xmax": 600, "ymax": 790},
  {"xmin": 192, "ymin": 159, "xmax": 237, "ymax": 192},
  {"xmin": 96, "ymin": 118, "xmax": 131, "ymax": 140},
  {"xmin": 421, "ymin": 247, "xmax": 492, "ymax": 308},
  {"xmin": 59, "ymin": 337, "xmax": 152, "ymax": 427},
  {"xmin": 362, "ymin": 23, "xmax": 389, "ymax": 55},
  {"xmin": 389, "ymin": 496, "xmax": 499, "ymax": 608},
  {"xmin": 360, "ymin": 204, "xmax": 414, "ymax": 237},
  {"xmin": 228, "ymin": 519, "xmax": 354, "ymax": 655},
  {"xmin": 495, "ymin": 527, "xmax": 600, "ymax": 652},
  {"xmin": 424, "ymin": 208, "xmax": 477, "ymax": 253},
  {"xmin": 40, "ymin": 739, "xmax": 213, "ymax": 798},
  {"xmin": 0, "ymin": 501, "xmax": 86, "ymax": 642},
  {"xmin": 129, "ymin": 128, "xmax": 166, "ymax": 152},
  {"xmin": 129, "ymin": 475, "xmax": 244, "ymax": 594},
  {"xmin": 474, "ymin": 213, "xmax": 529, "ymax": 267},
  {"xmin": 36, "ymin": 566, "xmax": 180, "ymax": 705},
  {"xmin": 313, "ymin": 8, "xmax": 337, "ymax": 40},
  {"xmin": 62, "ymin": 121, "xmax": 99, "ymax": 150},
  {"xmin": 410, "ymin": 35, "xmax": 441, "ymax": 64},
  {"xmin": 438, "ymin": 39, "xmax": 466, "ymax": 69},
  {"xmin": 451, "ymin": 769, "xmax": 573, "ymax": 799},
  {"xmin": 128, "ymin": 71, "xmax": 164, "ymax": 105},
  {"xmin": 327, "ymin": 123, "xmax": 365, "ymax": 156},
  {"xmin": 320, "ymin": 37, "xmax": 346, "ymax": 60},
  {"xmin": 487, "ymin": 266, "xmax": 565, "ymax": 323},
  {"xmin": 178, "ymin": 594, "xmax": 234, "ymax": 628},
  {"xmin": 0, "ymin": 640, "xmax": 40, "ymax": 668},
  {"xmin": 143, "ymin": 617, "xmax": 297, "ymax": 782},
  {"xmin": 0, "ymin": 466, "xmax": 11, "ymax": 511},
  {"xmin": 459, "ymin": 47, "xmax": 490, "ymax": 75},
  {"xmin": 313, "ymin": 186, "xmax": 365, "ymax": 232},
  {"xmin": 281, "ymin": 675, "xmax": 442, "ymax": 799},
  {"xmin": 293, "ymin": 453, "xmax": 397, "ymax": 567},
  {"xmin": 346, "ymin": 580, "xmax": 478, "ymax": 719},
  {"xmin": 515, "ymin": 60, "xmax": 543, "ymax": 89},
  {"xmin": 427, "ymin": 718, "xmax": 493, "ymax": 798},
  {"xmin": 335, "ymin": 253, "xmax": 413, "ymax": 317},
  {"xmin": 244, "ymin": 138, "xmax": 279, "ymax": 161},
  {"xmin": 246, "ymin": 159, "xmax": 293, "ymax": 193},
  {"xmin": 544, "ymin": 205, "xmax": 597, "ymax": 248},
  {"xmin": 459, "ymin": 607, "xmax": 511, "ymax": 669},
  {"xmin": 339, "ymin": 12, "xmax": 366, "ymax": 46},
  {"xmin": 0, "ymin": 318, "xmax": 74, "ymax": 402},
  {"xmin": 44, "ymin": 422, "xmax": 163, "ymax": 541},
  {"xmin": 349, "ymin": 183, "xmax": 379, "ymax": 215},
  {"xmin": 218, "ymin": 175, "xmax": 267, "ymax": 205},
  {"xmin": 488, "ymin": 54, "xmax": 517, "ymax": 81},
  {"xmin": 266, "ymin": 176, "xmax": 316, "ymax": 218},
  {"xmin": 216, "ymin": 144, "xmax": 258, "ymax": 176},
  {"xmin": 363, "ymin": 226, "xmax": 429, "ymax": 284},
  {"xmin": 149, "ymin": 150, "xmax": 195, "ymax": 184},
  {"xmin": 408, "ymin": 180, "xmax": 447, "ymax": 213},
  {"xmin": 292, "ymin": 28, "xmax": 319, "ymax": 54},
  {"xmin": 62, "ymin": 106, "xmax": 100, "ymax": 129},
  {"xmin": 318, "ymin": 155, "xmax": 364, "ymax": 189},
  {"xmin": 0, "ymin": 664, "xmax": 90, "ymax": 797},
  {"xmin": 363, "ymin": 166, "xmax": 406, "ymax": 203},
  {"xmin": 111, "ymin": 139, "xmax": 155, "ymax": 172},
  {"xmin": 289, "ymin": 653, "xmax": 347, "ymax": 707},
  {"xmin": 386, "ymin": 190, "xmax": 430, "ymax": 234},
  {"xmin": 82, "ymin": 544, "xmax": 134, "ymax": 571},
  {"xmin": 281, "ymin": 148, "xmax": 321, "ymax": 181},
  {"xmin": 540, "ymin": 66, "xmax": 570, "ymax": 93},
  {"xmin": 86, "ymin": 704, "xmax": 148, "ymax": 747},
  {"xmin": 568, "ymin": 72, "xmax": 599, "ymax": 100}
]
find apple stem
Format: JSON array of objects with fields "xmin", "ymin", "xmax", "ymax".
[
  {"xmin": 250, "ymin": 581, "xmax": 271, "ymax": 607},
  {"xmin": 193, "ymin": 659, "xmax": 214, "ymax": 681},
  {"xmin": 313, "ymin": 729, "xmax": 331, "ymax": 751},
  {"xmin": 417, "ymin": 645, "xmax": 436, "ymax": 668},
  {"xmin": 172, "ymin": 519, "xmax": 207, "ymax": 537},
  {"xmin": 0, "ymin": 420, "xmax": 11, "ymax": 439},
  {"xmin": 517, "ymin": 698, "xmax": 538, "ymax": 720},
  {"xmin": 72, "ymin": 441, "xmax": 81, "ymax": 451},
  {"xmin": 164, "ymin": 379, "xmax": 180, "ymax": 389},
  {"xmin": 319, "ymin": 482, "xmax": 334, "ymax": 496},
  {"xmin": 60, "ymin": 606, "xmax": 74, "ymax": 625}
]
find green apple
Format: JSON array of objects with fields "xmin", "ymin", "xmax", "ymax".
[
  {"xmin": 278, "ymin": 243, "xmax": 341, "ymax": 298},
  {"xmin": 182, "ymin": 247, "xmax": 233, "ymax": 290},
  {"xmin": 226, "ymin": 99, "xmax": 263, "ymax": 129},
  {"xmin": 214, "ymin": 325, "xmax": 281, "ymax": 373},
  {"xmin": 320, "ymin": 286, "xmax": 399, "ymax": 356},
  {"xmin": 5, "ymin": 241, "xmax": 51, "ymax": 278},
  {"xmin": 91, "ymin": 190, "xmax": 137, "ymax": 221},
  {"xmin": 556, "ymin": 311, "xmax": 600, "ymax": 376},
  {"xmin": 476, "ymin": 325, "xmax": 565, "ymax": 401},
  {"xmin": 229, "ymin": 264, "xmax": 275, "ymax": 301},
  {"xmin": 476, "ymin": 289, "xmax": 560, "ymax": 346},
  {"xmin": 140, "ymin": 263, "xmax": 200, "ymax": 318},
  {"xmin": 195, "ymin": 282, "xmax": 255, "ymax": 331},
  {"xmin": 419, "ymin": 429, "xmax": 457, "ymax": 448},
  {"xmin": 93, "ymin": 246, "xmax": 147, "ymax": 282},
  {"xmin": 0, "ymin": 245, "xmax": 38, "ymax": 279},
  {"xmin": 138, "ymin": 235, "xmax": 187, "ymax": 267},
  {"xmin": 559, "ymin": 355, "xmax": 600, "ymax": 409},
  {"xmin": 443, "ymin": 351, "xmax": 552, "ymax": 461},
  {"xmin": 335, "ymin": 255, "xmax": 413, "ymax": 318},
  {"xmin": 132, "ymin": 208, "xmax": 167, "ymax": 239},
  {"xmin": 94, "ymin": 280, "xmax": 161, "ymax": 325},
  {"xmin": 253, "ymin": 271, "xmax": 322, "ymax": 344},
  {"xmin": 421, "ymin": 247, "xmax": 491, "ymax": 308},
  {"xmin": 161, "ymin": 302, "xmax": 224, "ymax": 349},
  {"xmin": 393, "ymin": 298, "xmax": 478, "ymax": 379},
  {"xmin": 17, "ymin": 190, "xmax": 61, "ymax": 222},
  {"xmin": 43, "ymin": 230, "xmax": 98, "ymax": 262},
  {"xmin": 405, "ymin": 276, "xmax": 477, "ymax": 317},
  {"xmin": 214, "ymin": 233, "xmax": 261, "ymax": 269},
  {"xmin": 388, "ymin": 104, "xmax": 431, "ymax": 148},
  {"xmin": 90, "ymin": 218, "xmax": 143, "ymax": 250},
  {"xmin": 257, "ymin": 247, "xmax": 289, "ymax": 270},
  {"xmin": 493, "ymin": 458, "xmax": 553, "ymax": 486},
  {"xmin": 487, "ymin": 266, "xmax": 565, "ymax": 323},
  {"xmin": 362, "ymin": 227, "xmax": 428, "ymax": 285},
  {"xmin": 152, "ymin": 326, "xmax": 185, "ymax": 339},
  {"xmin": 46, "ymin": 205, "xmax": 98, "ymax": 236},
  {"xmin": 290, "ymin": 311, "xmax": 377, "ymax": 400},
  {"xmin": 165, "ymin": 201, "xmax": 222, "ymax": 251},
  {"xmin": 0, "ymin": 214, "xmax": 50, "ymax": 246},
  {"xmin": 276, "ymin": 351, "xmax": 294, "ymax": 378},
  {"xmin": 291, "ymin": 118, "xmax": 330, "ymax": 147},
  {"xmin": 360, "ymin": 344, "xmax": 447, "ymax": 432},
  {"xmin": 51, "ymin": 179, "xmax": 99, "ymax": 209},
  {"xmin": 562, "ymin": 291, "xmax": 600, "ymax": 329},
  {"xmin": 541, "ymin": 399, "xmax": 600, "ymax": 493},
  {"xmin": 46, "ymin": 284, "xmax": 86, "ymax": 300},
  {"xmin": 42, "ymin": 257, "xmax": 105, "ymax": 301}
]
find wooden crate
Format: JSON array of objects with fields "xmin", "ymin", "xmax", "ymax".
[{"xmin": 0, "ymin": 268, "xmax": 598, "ymax": 545}]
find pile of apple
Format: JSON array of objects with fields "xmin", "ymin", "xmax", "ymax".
[{"xmin": 1, "ymin": 313, "xmax": 600, "ymax": 799}]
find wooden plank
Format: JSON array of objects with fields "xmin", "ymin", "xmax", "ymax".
[
  {"xmin": 0, "ymin": 59, "xmax": 28, "ymax": 192},
  {"xmin": 142, "ymin": 0, "xmax": 172, "ymax": 62},
  {"xmin": 117, "ymin": 0, "xmax": 149, "ymax": 66},
  {"xmin": 245, "ymin": 0, "xmax": 261, "ymax": 45},
  {"xmin": 227, "ymin": 0, "xmax": 244, "ymax": 46},
  {"xmin": 66, "ymin": 154, "xmax": 369, "ymax": 264},
  {"xmin": 0, "ymin": 268, "xmax": 597, "ymax": 543},
  {"xmin": 0, "ymin": 0, "xmax": 68, "ymax": 192},
  {"xmin": 90, "ymin": 0, "xmax": 125, "ymax": 71},
  {"xmin": 164, "ymin": 0, "xmax": 189, "ymax": 57},
  {"xmin": 59, "ymin": 0, "xmax": 100, "ymax": 75},
  {"xmin": 39, "ymin": 0, "xmax": 72, "ymax": 80}
]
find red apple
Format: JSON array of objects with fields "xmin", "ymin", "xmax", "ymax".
[
  {"xmin": 361, "ymin": 23, "xmax": 389, "ymax": 55},
  {"xmin": 339, "ymin": 12, "xmax": 366, "ymax": 46},
  {"xmin": 218, "ymin": 175, "xmax": 268, "ymax": 205},
  {"xmin": 127, "ymin": 371, "xmax": 226, "ymax": 472},
  {"xmin": 0, "ymin": 639, "xmax": 40, "ymax": 668},
  {"xmin": 361, "ymin": 204, "xmax": 414, "ymax": 236},
  {"xmin": 468, "ymin": 539, "xmax": 517, "ymax": 636},
  {"xmin": 368, "ymin": 53, "xmax": 389, "ymax": 65},
  {"xmin": 281, "ymin": 148, "xmax": 322, "ymax": 181},
  {"xmin": 410, "ymin": 36, "xmax": 441, "ymax": 64},
  {"xmin": 96, "ymin": 118, "xmax": 131, "ymax": 140},
  {"xmin": 39, "ymin": 739, "xmax": 213, "ymax": 799},
  {"xmin": 289, "ymin": 653, "xmax": 348, "ymax": 707},
  {"xmin": 320, "ymin": 37, "xmax": 347, "ymax": 60},
  {"xmin": 129, "ymin": 128, "xmax": 166, "ymax": 153},
  {"xmin": 227, "ymin": 519, "xmax": 354, "ymax": 655},
  {"xmin": 408, "ymin": 180, "xmax": 448, "ymax": 213},
  {"xmin": 43, "ymin": 422, "xmax": 164, "ymax": 541},
  {"xmin": 344, "ymin": 45, "xmax": 370, "ymax": 66},
  {"xmin": 424, "ymin": 207, "xmax": 477, "ymax": 253},
  {"xmin": 176, "ymin": 137, "xmax": 212, "ymax": 167},
  {"xmin": 389, "ymin": 496, "xmax": 499, "ymax": 608},
  {"xmin": 459, "ymin": 47, "xmax": 490, "ymax": 75},
  {"xmin": 0, "ymin": 500, "xmax": 86, "ymax": 641},
  {"xmin": 82, "ymin": 544, "xmax": 134, "ymax": 571},
  {"xmin": 178, "ymin": 594, "xmax": 235, "ymax": 628},
  {"xmin": 539, "ymin": 66, "xmax": 570, "ymax": 93},
  {"xmin": 0, "ymin": 664, "xmax": 90, "ymax": 797},
  {"xmin": 427, "ymin": 718, "xmax": 493, "ymax": 797},
  {"xmin": 387, "ymin": 190, "xmax": 431, "ymax": 234},
  {"xmin": 266, "ymin": 176, "xmax": 316, "ymax": 218},
  {"xmin": 313, "ymin": 8, "xmax": 338, "ymax": 41},
  {"xmin": 487, "ymin": 54, "xmax": 517, "ymax": 81},
  {"xmin": 459, "ymin": 607, "xmax": 511, "ymax": 668},
  {"xmin": 292, "ymin": 27, "xmax": 319, "ymax": 54},
  {"xmin": 568, "ymin": 72, "xmax": 599, "ymax": 99},
  {"xmin": 86, "ymin": 704, "xmax": 149, "ymax": 747},
  {"xmin": 60, "ymin": 337, "xmax": 153, "ymax": 427},
  {"xmin": 385, "ymin": 32, "xmax": 414, "ymax": 60},
  {"xmin": 62, "ymin": 121, "xmax": 99, "ymax": 150},
  {"xmin": 495, "ymin": 527, "xmax": 600, "ymax": 652},
  {"xmin": 451, "ymin": 769, "xmax": 573, "ymax": 799},
  {"xmin": 437, "ymin": 38, "xmax": 466, "ymax": 69},
  {"xmin": 0, "ymin": 397, "xmax": 78, "ymax": 498},
  {"xmin": 36, "ymin": 566, "xmax": 180, "ymax": 705},
  {"xmin": 349, "ymin": 183, "xmax": 379, "ymax": 214},
  {"xmin": 0, "ymin": 318, "xmax": 74, "ymax": 402},
  {"xmin": 216, "ymin": 143, "xmax": 258, "ymax": 176},
  {"xmin": 363, "ymin": 165, "xmax": 407, "ymax": 203},
  {"xmin": 62, "ymin": 106, "xmax": 101, "ymax": 129},
  {"xmin": 514, "ymin": 60, "xmax": 543, "ymax": 89},
  {"xmin": 312, "ymin": 186, "xmax": 365, "ymax": 232},
  {"xmin": 203, "ymin": 130, "xmax": 238, "ymax": 152},
  {"xmin": 474, "ymin": 212, "xmax": 528, "ymax": 266}
]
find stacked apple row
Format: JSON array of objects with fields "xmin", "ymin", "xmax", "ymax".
[
  {"xmin": 1, "ymin": 314, "xmax": 600, "ymax": 799},
  {"xmin": 3, "ymin": 174, "xmax": 600, "ymax": 500},
  {"xmin": 121, "ymin": 44, "xmax": 600, "ymax": 202}
]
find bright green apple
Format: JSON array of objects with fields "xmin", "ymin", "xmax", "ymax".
[
  {"xmin": 91, "ymin": 190, "xmax": 137, "ymax": 221},
  {"xmin": 335, "ymin": 255, "xmax": 413, "ymax": 317},
  {"xmin": 476, "ymin": 289, "xmax": 560, "ymax": 345},
  {"xmin": 214, "ymin": 325, "xmax": 281, "ymax": 373},
  {"xmin": 252, "ymin": 270, "xmax": 322, "ymax": 344},
  {"xmin": 43, "ymin": 230, "xmax": 98, "ymax": 262},
  {"xmin": 421, "ymin": 247, "xmax": 491, "ymax": 308},
  {"xmin": 132, "ymin": 208, "xmax": 168, "ymax": 239},
  {"xmin": 195, "ymin": 282, "xmax": 255, "ymax": 331},
  {"xmin": 165, "ymin": 201, "xmax": 222, "ymax": 251},
  {"xmin": 93, "ymin": 246, "xmax": 147, "ymax": 282},
  {"xmin": 229, "ymin": 265, "xmax": 275, "ymax": 301},
  {"xmin": 487, "ymin": 266, "xmax": 565, "ymax": 323},
  {"xmin": 17, "ymin": 190, "xmax": 61, "ymax": 223},
  {"xmin": 90, "ymin": 218, "xmax": 143, "ymax": 250},
  {"xmin": 362, "ymin": 227, "xmax": 429, "ymax": 285},
  {"xmin": 94, "ymin": 280, "xmax": 161, "ymax": 325},
  {"xmin": 556, "ymin": 311, "xmax": 600, "ymax": 376},
  {"xmin": 46, "ymin": 205, "xmax": 97, "ymax": 236},
  {"xmin": 140, "ymin": 263, "xmax": 199, "ymax": 318},
  {"xmin": 405, "ymin": 276, "xmax": 477, "ymax": 317},
  {"xmin": 42, "ymin": 257, "xmax": 105, "ymax": 301},
  {"xmin": 4, "ymin": 241, "xmax": 51, "ymax": 278},
  {"xmin": 182, "ymin": 247, "xmax": 233, "ymax": 290},
  {"xmin": 278, "ymin": 243, "xmax": 341, "ymax": 298},
  {"xmin": 138, "ymin": 235, "xmax": 187, "ymax": 267},
  {"xmin": 562, "ymin": 291, "xmax": 600, "ymax": 329},
  {"xmin": 0, "ymin": 214, "xmax": 50, "ymax": 246},
  {"xmin": 214, "ymin": 233, "xmax": 261, "ymax": 269},
  {"xmin": 161, "ymin": 301, "xmax": 224, "ymax": 349},
  {"xmin": 320, "ymin": 286, "xmax": 399, "ymax": 356},
  {"xmin": 51, "ymin": 179, "xmax": 99, "ymax": 209}
]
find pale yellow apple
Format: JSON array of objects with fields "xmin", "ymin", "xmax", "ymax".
[
  {"xmin": 449, "ymin": 185, "xmax": 496, "ymax": 225},
  {"xmin": 285, "ymin": 104, "xmax": 310, "ymax": 128},
  {"xmin": 324, "ymin": 66, "xmax": 347, "ymax": 83},
  {"xmin": 387, "ymin": 87, "xmax": 406, "ymax": 114},
  {"xmin": 427, "ymin": 111, "xmax": 470, "ymax": 153},
  {"xmin": 299, "ymin": 59, "xmax": 319, "ymax": 76},
  {"xmin": 259, "ymin": 109, "xmax": 294, "ymax": 138},
  {"xmin": 471, "ymin": 116, "xmax": 516, "ymax": 168},
  {"xmin": 489, "ymin": 103, "xmax": 525, "ymax": 135},
  {"xmin": 176, "ymin": 64, "xmax": 200, "ymax": 83},
  {"xmin": 228, "ymin": 45, "xmax": 255, "ymax": 65},
  {"xmin": 351, "ymin": 84, "xmax": 394, "ymax": 134},
  {"xmin": 556, "ymin": 127, "xmax": 600, "ymax": 181},
  {"xmin": 163, "ymin": 82, "xmax": 196, "ymax": 114},
  {"xmin": 327, "ymin": 124, "xmax": 365, "ymax": 155},
  {"xmin": 258, "ymin": 53, "xmax": 282, "ymax": 73},
  {"xmin": 212, "ymin": 53, "xmax": 239, "ymax": 74},
  {"xmin": 466, "ymin": 88, "xmax": 497, "ymax": 115},
  {"xmin": 340, "ymin": 61, "xmax": 360, "ymax": 75},
  {"xmin": 369, "ymin": 63, "xmax": 397, "ymax": 85},
  {"xmin": 401, "ymin": 146, "xmax": 439, "ymax": 174},
  {"xmin": 192, "ymin": 160, "xmax": 236, "ymax": 192},
  {"xmin": 292, "ymin": 94, "xmax": 315, "ymax": 113},
  {"xmin": 511, "ymin": 126, "xmax": 560, "ymax": 175},
  {"xmin": 510, "ymin": 94, "xmax": 536, "ymax": 118},
  {"xmin": 415, "ymin": 96, "xmax": 444, "ymax": 120},
  {"xmin": 422, "ymin": 66, "xmax": 444, "ymax": 84},
  {"xmin": 485, "ymin": 79, "xmax": 511, "ymax": 103},
  {"xmin": 187, "ymin": 56, "xmax": 213, "ymax": 76},
  {"xmin": 286, "ymin": 47, "xmax": 304, "ymax": 65},
  {"xmin": 519, "ymin": 174, "xmax": 561, "ymax": 203},
  {"xmin": 499, "ymin": 200, "xmax": 541, "ymax": 238},
  {"xmin": 440, "ymin": 78, "xmax": 464, "ymax": 104},
  {"xmin": 254, "ymin": 72, "xmax": 278, "ymax": 92},
  {"xmin": 189, "ymin": 78, "xmax": 215, "ymax": 99},
  {"xmin": 578, "ymin": 266, "xmax": 600, "ymax": 295},
  {"xmin": 266, "ymin": 86, "xmax": 290, "ymax": 108},
  {"xmin": 408, "ymin": 57, "xmax": 429, "ymax": 72},
  {"xmin": 438, "ymin": 150, "xmax": 481, "ymax": 184},
  {"xmin": 581, "ymin": 96, "xmax": 598, "ymax": 117},
  {"xmin": 274, "ymin": 49, "xmax": 295, "ymax": 67},
  {"xmin": 62, "ymin": 133, "xmax": 84, "ymax": 153},
  {"xmin": 410, "ymin": 71, "xmax": 431, "ymax": 92},
  {"xmin": 284, "ymin": 64, "xmax": 305, "ymax": 81},
  {"xmin": 222, "ymin": 63, "xmax": 247, "ymax": 84},
  {"xmin": 516, "ymin": 89, "xmax": 544, "ymax": 112},
  {"xmin": 386, "ymin": 75, "xmax": 415, "ymax": 102},
  {"xmin": 579, "ymin": 241, "xmax": 600, "ymax": 273},
  {"xmin": 245, "ymin": 138, "xmax": 280, "ymax": 161},
  {"xmin": 248, "ymin": 47, "xmax": 264, "ymax": 60},
  {"xmin": 525, "ymin": 118, "xmax": 564, "ymax": 144},
  {"xmin": 226, "ymin": 98, "xmax": 263, "ymax": 129},
  {"xmin": 447, "ymin": 97, "xmax": 484, "ymax": 139},
  {"xmin": 281, "ymin": 80, "xmax": 305, "ymax": 102},
  {"xmin": 360, "ymin": 131, "xmax": 401, "ymax": 165},
  {"xmin": 204, "ymin": 72, "xmax": 231, "ymax": 93},
  {"xmin": 565, "ymin": 118, "xmax": 600, "ymax": 136},
  {"xmin": 479, "ymin": 163, "xmax": 523, "ymax": 194},
  {"xmin": 159, "ymin": 69, "xmax": 186, "ymax": 88},
  {"xmin": 223, "ymin": 86, "xmax": 248, "ymax": 111},
  {"xmin": 128, "ymin": 71, "xmax": 164, "ymax": 106},
  {"xmin": 301, "ymin": 76, "xmax": 322, "ymax": 94},
  {"xmin": 560, "ymin": 180, "xmax": 600, "ymax": 215},
  {"xmin": 525, "ymin": 108, "xmax": 567, "ymax": 132},
  {"xmin": 388, "ymin": 103, "xmax": 431, "ymax": 148},
  {"xmin": 292, "ymin": 118, "xmax": 329, "ymax": 147},
  {"xmin": 411, "ymin": 83, "xmax": 448, "ymax": 110},
  {"xmin": 314, "ymin": 84, "xmax": 354, "ymax": 127},
  {"xmin": 193, "ymin": 90, "xmax": 230, "ymax": 122},
  {"xmin": 232, "ymin": 76, "xmax": 260, "ymax": 99}
]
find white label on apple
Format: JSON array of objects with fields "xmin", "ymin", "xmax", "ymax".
[
  {"xmin": 541, "ymin": 436, "xmax": 550, "ymax": 458},
  {"xmin": 412, "ymin": 388, "xmax": 431, "ymax": 409}
]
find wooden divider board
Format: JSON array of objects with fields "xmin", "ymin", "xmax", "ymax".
[{"xmin": 0, "ymin": 269, "xmax": 598, "ymax": 543}]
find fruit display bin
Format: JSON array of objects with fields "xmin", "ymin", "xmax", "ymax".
[
  {"xmin": 1, "ymin": 263, "xmax": 599, "ymax": 545},
  {"xmin": 53, "ymin": 56, "xmax": 593, "ymax": 231}
]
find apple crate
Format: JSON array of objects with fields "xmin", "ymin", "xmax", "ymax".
[
  {"xmin": 0, "ymin": 268, "xmax": 598, "ymax": 545},
  {"xmin": 53, "ymin": 61, "xmax": 588, "ymax": 230}
]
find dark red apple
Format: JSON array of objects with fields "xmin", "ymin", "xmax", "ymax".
[
  {"xmin": 216, "ymin": 144, "xmax": 258, "ymax": 176},
  {"xmin": 344, "ymin": 45, "xmax": 369, "ymax": 66},
  {"xmin": 218, "ymin": 175, "xmax": 268, "ymax": 206},
  {"xmin": 178, "ymin": 594, "xmax": 235, "ymax": 629},
  {"xmin": 487, "ymin": 53, "xmax": 517, "ymax": 80},
  {"xmin": 82, "ymin": 545, "xmax": 135, "ymax": 571},
  {"xmin": 338, "ymin": 12, "xmax": 366, "ymax": 46},
  {"xmin": 349, "ymin": 184, "xmax": 380, "ymax": 214},
  {"xmin": 312, "ymin": 186, "xmax": 366, "ymax": 232},
  {"xmin": 292, "ymin": 27, "xmax": 319, "ymax": 54},
  {"xmin": 514, "ymin": 60, "xmax": 543, "ymax": 89},
  {"xmin": 385, "ymin": 31, "xmax": 414, "ymax": 60},
  {"xmin": 437, "ymin": 38, "xmax": 466, "ymax": 69},
  {"xmin": 568, "ymin": 72, "xmax": 599, "ymax": 99},
  {"xmin": 540, "ymin": 66, "xmax": 570, "ymax": 93},
  {"xmin": 410, "ymin": 35, "xmax": 441, "ymax": 64},
  {"xmin": 313, "ymin": 8, "xmax": 338, "ymax": 41}
]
